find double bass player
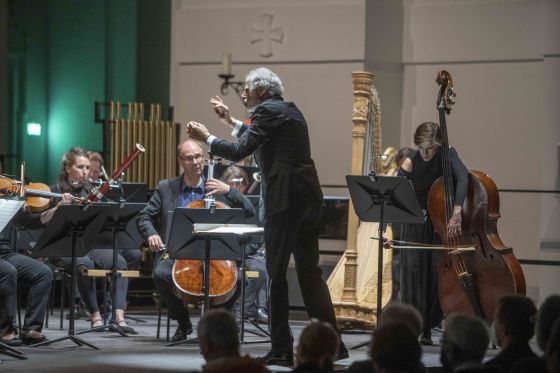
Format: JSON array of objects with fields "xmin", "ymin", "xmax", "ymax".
[{"xmin": 398, "ymin": 121, "xmax": 468, "ymax": 345}]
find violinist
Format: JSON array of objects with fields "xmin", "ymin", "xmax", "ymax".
[
  {"xmin": 136, "ymin": 139, "xmax": 255, "ymax": 342},
  {"xmin": 0, "ymin": 201, "xmax": 53, "ymax": 345},
  {"xmin": 46, "ymin": 147, "xmax": 136, "ymax": 334},
  {"xmin": 398, "ymin": 122, "xmax": 468, "ymax": 345}
]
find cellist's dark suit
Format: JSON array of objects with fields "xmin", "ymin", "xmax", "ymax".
[{"xmin": 208, "ymin": 96, "xmax": 339, "ymax": 353}]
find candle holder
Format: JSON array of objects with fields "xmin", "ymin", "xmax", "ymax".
[{"xmin": 219, "ymin": 74, "xmax": 245, "ymax": 102}]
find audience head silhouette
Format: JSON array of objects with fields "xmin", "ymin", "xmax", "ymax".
[
  {"xmin": 494, "ymin": 295, "xmax": 537, "ymax": 347},
  {"xmin": 536, "ymin": 295, "xmax": 560, "ymax": 351},
  {"xmin": 441, "ymin": 313, "xmax": 490, "ymax": 370},
  {"xmin": 198, "ymin": 310, "xmax": 268, "ymax": 373},
  {"xmin": 548, "ymin": 318, "xmax": 560, "ymax": 373},
  {"xmin": 378, "ymin": 301, "xmax": 423, "ymax": 337},
  {"xmin": 296, "ymin": 321, "xmax": 340, "ymax": 373},
  {"xmin": 198, "ymin": 309, "xmax": 239, "ymax": 362},
  {"xmin": 371, "ymin": 321, "xmax": 423, "ymax": 373}
]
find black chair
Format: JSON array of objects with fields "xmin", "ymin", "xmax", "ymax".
[{"xmin": 155, "ymin": 292, "xmax": 171, "ymax": 341}]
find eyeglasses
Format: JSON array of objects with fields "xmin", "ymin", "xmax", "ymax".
[{"xmin": 178, "ymin": 153, "xmax": 203, "ymax": 163}]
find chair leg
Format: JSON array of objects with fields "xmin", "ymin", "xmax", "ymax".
[
  {"xmin": 16, "ymin": 284, "xmax": 22, "ymax": 333},
  {"xmin": 156, "ymin": 297, "xmax": 161, "ymax": 340},
  {"xmin": 166, "ymin": 312, "xmax": 170, "ymax": 342},
  {"xmin": 45, "ymin": 283, "xmax": 51, "ymax": 328},
  {"xmin": 49, "ymin": 275, "xmax": 56, "ymax": 316},
  {"xmin": 59, "ymin": 273, "xmax": 66, "ymax": 330}
]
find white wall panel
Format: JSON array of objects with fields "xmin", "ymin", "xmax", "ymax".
[
  {"xmin": 403, "ymin": 0, "xmax": 542, "ymax": 63},
  {"xmin": 402, "ymin": 62, "xmax": 544, "ymax": 189},
  {"xmin": 173, "ymin": 0, "xmax": 365, "ymax": 63},
  {"xmin": 175, "ymin": 62, "xmax": 362, "ymax": 187}
]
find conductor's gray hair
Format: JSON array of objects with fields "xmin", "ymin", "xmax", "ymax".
[{"xmin": 245, "ymin": 67, "xmax": 284, "ymax": 97}]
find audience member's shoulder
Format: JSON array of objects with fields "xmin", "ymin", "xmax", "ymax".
[
  {"xmin": 347, "ymin": 359, "xmax": 375, "ymax": 373},
  {"xmin": 510, "ymin": 356, "xmax": 547, "ymax": 373},
  {"xmin": 203, "ymin": 356, "xmax": 269, "ymax": 373},
  {"xmin": 291, "ymin": 362, "xmax": 326, "ymax": 373}
]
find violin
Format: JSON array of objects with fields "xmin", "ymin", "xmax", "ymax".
[
  {"xmin": 0, "ymin": 175, "xmax": 85, "ymax": 212},
  {"xmin": 427, "ymin": 71, "xmax": 525, "ymax": 323},
  {"xmin": 171, "ymin": 154, "xmax": 238, "ymax": 306}
]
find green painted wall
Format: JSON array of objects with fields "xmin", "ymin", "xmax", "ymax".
[
  {"xmin": 137, "ymin": 0, "xmax": 170, "ymax": 108},
  {"xmin": 5, "ymin": 0, "xmax": 170, "ymax": 183},
  {"xmin": 18, "ymin": 0, "xmax": 48, "ymax": 181},
  {"xmin": 46, "ymin": 0, "xmax": 106, "ymax": 181},
  {"xmin": 106, "ymin": 0, "xmax": 137, "ymax": 114}
]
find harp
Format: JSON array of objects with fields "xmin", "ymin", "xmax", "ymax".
[{"xmin": 326, "ymin": 71, "xmax": 394, "ymax": 328}]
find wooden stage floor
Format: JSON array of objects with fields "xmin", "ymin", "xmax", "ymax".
[{"xmin": 0, "ymin": 309, "xmax": 499, "ymax": 373}]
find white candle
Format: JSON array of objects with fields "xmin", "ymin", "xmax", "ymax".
[{"xmin": 222, "ymin": 53, "xmax": 232, "ymax": 75}]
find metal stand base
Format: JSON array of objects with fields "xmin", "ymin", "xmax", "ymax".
[{"xmin": 0, "ymin": 342, "xmax": 27, "ymax": 360}]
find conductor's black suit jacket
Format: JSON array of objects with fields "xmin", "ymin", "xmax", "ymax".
[{"xmin": 210, "ymin": 96, "xmax": 323, "ymax": 218}]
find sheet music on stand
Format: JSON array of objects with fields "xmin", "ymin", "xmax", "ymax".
[
  {"xmin": 0, "ymin": 199, "xmax": 25, "ymax": 234},
  {"xmin": 192, "ymin": 223, "xmax": 263, "ymax": 236}
]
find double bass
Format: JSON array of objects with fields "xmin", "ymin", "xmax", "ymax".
[
  {"xmin": 171, "ymin": 154, "xmax": 238, "ymax": 306},
  {"xmin": 427, "ymin": 71, "xmax": 525, "ymax": 323}
]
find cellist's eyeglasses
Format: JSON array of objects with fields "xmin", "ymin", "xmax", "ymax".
[{"xmin": 178, "ymin": 153, "xmax": 203, "ymax": 163}]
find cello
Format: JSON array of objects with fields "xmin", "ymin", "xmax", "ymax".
[
  {"xmin": 171, "ymin": 154, "xmax": 238, "ymax": 306},
  {"xmin": 427, "ymin": 70, "xmax": 525, "ymax": 323}
]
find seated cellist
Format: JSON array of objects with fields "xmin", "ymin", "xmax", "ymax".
[{"xmin": 136, "ymin": 139, "xmax": 255, "ymax": 341}]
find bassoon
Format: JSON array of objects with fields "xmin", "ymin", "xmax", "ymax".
[{"xmin": 86, "ymin": 143, "xmax": 145, "ymax": 202}]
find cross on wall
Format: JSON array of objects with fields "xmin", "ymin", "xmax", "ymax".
[{"xmin": 250, "ymin": 12, "xmax": 284, "ymax": 58}]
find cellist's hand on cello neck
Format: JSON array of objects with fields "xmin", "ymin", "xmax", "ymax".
[
  {"xmin": 204, "ymin": 178, "xmax": 230, "ymax": 197},
  {"xmin": 447, "ymin": 205, "xmax": 462, "ymax": 241}
]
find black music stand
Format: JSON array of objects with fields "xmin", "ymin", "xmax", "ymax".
[
  {"xmin": 237, "ymin": 234, "xmax": 271, "ymax": 345},
  {"xmin": 30, "ymin": 204, "xmax": 107, "ymax": 349},
  {"xmin": 166, "ymin": 208, "xmax": 245, "ymax": 346},
  {"xmin": 75, "ymin": 202, "xmax": 146, "ymax": 336},
  {"xmin": 345, "ymin": 175, "xmax": 423, "ymax": 350}
]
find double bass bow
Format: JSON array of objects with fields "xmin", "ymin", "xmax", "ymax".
[{"xmin": 427, "ymin": 71, "xmax": 525, "ymax": 323}]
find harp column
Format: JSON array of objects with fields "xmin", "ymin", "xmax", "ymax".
[{"xmin": 333, "ymin": 71, "xmax": 374, "ymax": 315}]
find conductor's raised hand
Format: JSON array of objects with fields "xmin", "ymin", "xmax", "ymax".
[
  {"xmin": 210, "ymin": 96, "xmax": 236, "ymax": 127},
  {"xmin": 186, "ymin": 121, "xmax": 210, "ymax": 142}
]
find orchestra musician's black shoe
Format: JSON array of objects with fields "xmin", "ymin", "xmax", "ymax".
[
  {"xmin": 171, "ymin": 324, "xmax": 193, "ymax": 342},
  {"xmin": 420, "ymin": 337, "xmax": 434, "ymax": 346},
  {"xmin": 114, "ymin": 320, "xmax": 138, "ymax": 335},
  {"xmin": 91, "ymin": 318, "xmax": 106, "ymax": 332},
  {"xmin": 0, "ymin": 337, "xmax": 23, "ymax": 347},
  {"xmin": 420, "ymin": 330, "xmax": 433, "ymax": 345},
  {"xmin": 257, "ymin": 350, "xmax": 294, "ymax": 367},
  {"xmin": 256, "ymin": 307, "xmax": 269, "ymax": 324},
  {"xmin": 21, "ymin": 333, "xmax": 48, "ymax": 345}
]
